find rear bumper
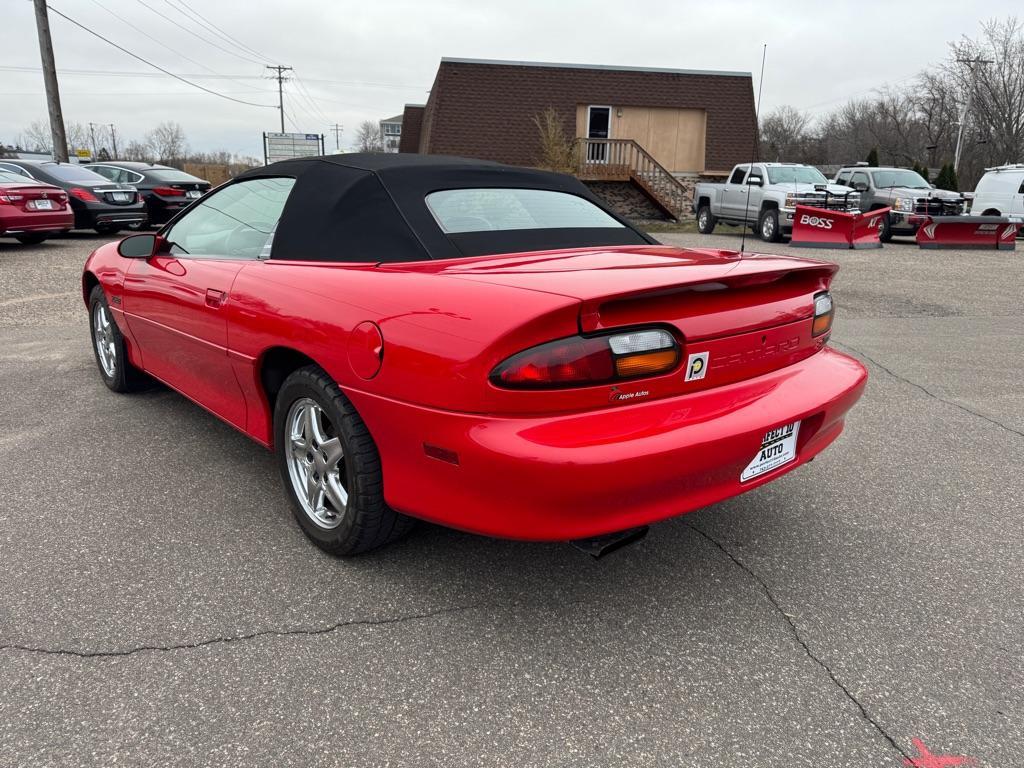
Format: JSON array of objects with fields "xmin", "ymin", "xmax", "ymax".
[
  {"xmin": 0, "ymin": 208, "xmax": 73, "ymax": 234},
  {"xmin": 74, "ymin": 205, "xmax": 147, "ymax": 230},
  {"xmin": 348, "ymin": 347, "xmax": 868, "ymax": 540}
]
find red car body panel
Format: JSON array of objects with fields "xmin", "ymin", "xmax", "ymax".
[
  {"xmin": 0, "ymin": 181, "xmax": 73, "ymax": 235},
  {"xmin": 83, "ymin": 241, "xmax": 867, "ymax": 540}
]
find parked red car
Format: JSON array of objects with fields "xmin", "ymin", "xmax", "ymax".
[
  {"xmin": 82, "ymin": 155, "xmax": 867, "ymax": 556},
  {"xmin": 0, "ymin": 169, "xmax": 73, "ymax": 244}
]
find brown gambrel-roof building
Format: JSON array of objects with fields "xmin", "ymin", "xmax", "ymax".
[{"xmin": 398, "ymin": 58, "xmax": 757, "ymax": 220}]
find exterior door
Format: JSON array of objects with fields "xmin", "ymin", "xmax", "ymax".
[
  {"xmin": 723, "ymin": 164, "xmax": 750, "ymax": 219},
  {"xmin": 586, "ymin": 106, "xmax": 612, "ymax": 163},
  {"xmin": 122, "ymin": 176, "xmax": 296, "ymax": 429}
]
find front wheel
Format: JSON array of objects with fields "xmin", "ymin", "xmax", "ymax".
[
  {"xmin": 274, "ymin": 365, "xmax": 414, "ymax": 556},
  {"xmin": 88, "ymin": 285, "xmax": 146, "ymax": 393},
  {"xmin": 696, "ymin": 204, "xmax": 716, "ymax": 234},
  {"xmin": 758, "ymin": 208, "xmax": 782, "ymax": 242},
  {"xmin": 878, "ymin": 212, "xmax": 893, "ymax": 242},
  {"xmin": 15, "ymin": 233, "xmax": 48, "ymax": 245}
]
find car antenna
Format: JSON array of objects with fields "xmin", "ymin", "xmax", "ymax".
[{"xmin": 739, "ymin": 43, "xmax": 767, "ymax": 256}]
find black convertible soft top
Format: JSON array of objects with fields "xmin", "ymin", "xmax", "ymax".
[{"xmin": 237, "ymin": 153, "xmax": 654, "ymax": 263}]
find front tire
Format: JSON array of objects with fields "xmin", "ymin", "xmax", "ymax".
[
  {"xmin": 758, "ymin": 208, "xmax": 782, "ymax": 242},
  {"xmin": 878, "ymin": 211, "xmax": 893, "ymax": 242},
  {"xmin": 15, "ymin": 233, "xmax": 48, "ymax": 245},
  {"xmin": 696, "ymin": 204, "xmax": 716, "ymax": 234},
  {"xmin": 88, "ymin": 285, "xmax": 146, "ymax": 393},
  {"xmin": 274, "ymin": 365, "xmax": 414, "ymax": 556}
]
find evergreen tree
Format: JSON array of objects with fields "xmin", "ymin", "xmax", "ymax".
[{"xmin": 866, "ymin": 147, "xmax": 880, "ymax": 167}]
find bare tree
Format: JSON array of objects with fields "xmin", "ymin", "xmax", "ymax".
[
  {"xmin": 146, "ymin": 121, "xmax": 188, "ymax": 165},
  {"xmin": 19, "ymin": 120, "xmax": 52, "ymax": 152},
  {"xmin": 532, "ymin": 107, "xmax": 578, "ymax": 172},
  {"xmin": 121, "ymin": 140, "xmax": 153, "ymax": 162},
  {"xmin": 354, "ymin": 120, "xmax": 383, "ymax": 153},
  {"xmin": 760, "ymin": 106, "xmax": 810, "ymax": 162}
]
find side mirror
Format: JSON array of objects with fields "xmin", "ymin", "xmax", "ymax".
[
  {"xmin": 117, "ymin": 233, "xmax": 158, "ymax": 259},
  {"xmin": 747, "ymin": 175, "xmax": 763, "ymax": 187},
  {"xmin": 854, "ymin": 182, "xmax": 868, "ymax": 192}
]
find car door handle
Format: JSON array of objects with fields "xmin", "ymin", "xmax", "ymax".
[{"xmin": 205, "ymin": 288, "xmax": 227, "ymax": 308}]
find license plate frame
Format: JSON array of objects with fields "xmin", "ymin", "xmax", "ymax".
[
  {"xmin": 111, "ymin": 191, "xmax": 130, "ymax": 202},
  {"xmin": 741, "ymin": 421, "xmax": 800, "ymax": 482},
  {"xmin": 30, "ymin": 199, "xmax": 54, "ymax": 210}
]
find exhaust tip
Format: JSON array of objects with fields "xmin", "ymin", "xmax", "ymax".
[{"xmin": 569, "ymin": 526, "xmax": 649, "ymax": 559}]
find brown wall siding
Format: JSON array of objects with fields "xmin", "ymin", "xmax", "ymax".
[
  {"xmin": 399, "ymin": 106, "xmax": 424, "ymax": 153},
  {"xmin": 418, "ymin": 61, "xmax": 755, "ymax": 172}
]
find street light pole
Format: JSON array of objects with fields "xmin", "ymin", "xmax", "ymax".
[
  {"xmin": 32, "ymin": 0, "xmax": 68, "ymax": 162},
  {"xmin": 953, "ymin": 57, "xmax": 992, "ymax": 175}
]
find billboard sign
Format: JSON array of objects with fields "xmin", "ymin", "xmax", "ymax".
[{"xmin": 264, "ymin": 132, "xmax": 323, "ymax": 164}]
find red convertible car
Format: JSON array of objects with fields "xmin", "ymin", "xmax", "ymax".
[{"xmin": 82, "ymin": 154, "xmax": 866, "ymax": 555}]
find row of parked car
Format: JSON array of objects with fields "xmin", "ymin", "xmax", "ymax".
[
  {"xmin": 693, "ymin": 162, "xmax": 1024, "ymax": 243},
  {"xmin": 0, "ymin": 159, "xmax": 211, "ymax": 245}
]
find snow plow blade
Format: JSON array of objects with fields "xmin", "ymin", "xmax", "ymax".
[
  {"xmin": 912, "ymin": 215, "xmax": 1022, "ymax": 250},
  {"xmin": 790, "ymin": 205, "xmax": 889, "ymax": 250}
]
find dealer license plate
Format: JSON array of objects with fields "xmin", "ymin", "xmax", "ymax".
[
  {"xmin": 111, "ymin": 191, "xmax": 130, "ymax": 202},
  {"xmin": 31, "ymin": 199, "xmax": 54, "ymax": 210},
  {"xmin": 186, "ymin": 190, "xmax": 202, "ymax": 199},
  {"xmin": 741, "ymin": 421, "xmax": 800, "ymax": 482}
]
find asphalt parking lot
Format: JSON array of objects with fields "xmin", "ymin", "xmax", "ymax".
[{"xmin": 1, "ymin": 230, "xmax": 1021, "ymax": 767}]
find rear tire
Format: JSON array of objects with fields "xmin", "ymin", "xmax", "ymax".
[
  {"xmin": 758, "ymin": 208, "xmax": 782, "ymax": 242},
  {"xmin": 981, "ymin": 209, "xmax": 1001, "ymax": 216},
  {"xmin": 274, "ymin": 365, "xmax": 415, "ymax": 556},
  {"xmin": 696, "ymin": 204, "xmax": 716, "ymax": 234},
  {"xmin": 15, "ymin": 233, "xmax": 47, "ymax": 245},
  {"xmin": 88, "ymin": 285, "xmax": 147, "ymax": 393}
]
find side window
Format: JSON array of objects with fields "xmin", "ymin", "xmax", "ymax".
[
  {"xmin": 836, "ymin": 172, "xmax": 851, "ymax": 186},
  {"xmin": 1018, "ymin": 178, "xmax": 1024, "ymax": 195},
  {"xmin": 164, "ymin": 177, "xmax": 295, "ymax": 260},
  {"xmin": 728, "ymin": 166, "xmax": 747, "ymax": 185},
  {"xmin": 128, "ymin": 171, "xmax": 145, "ymax": 184},
  {"xmin": 851, "ymin": 172, "xmax": 869, "ymax": 190},
  {"xmin": 90, "ymin": 166, "xmax": 117, "ymax": 181}
]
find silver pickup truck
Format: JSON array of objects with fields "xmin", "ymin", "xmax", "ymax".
[{"xmin": 693, "ymin": 163, "xmax": 860, "ymax": 242}]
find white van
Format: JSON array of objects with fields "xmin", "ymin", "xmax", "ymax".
[{"xmin": 971, "ymin": 164, "xmax": 1024, "ymax": 217}]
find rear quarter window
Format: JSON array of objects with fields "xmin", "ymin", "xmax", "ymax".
[{"xmin": 426, "ymin": 188, "xmax": 624, "ymax": 234}]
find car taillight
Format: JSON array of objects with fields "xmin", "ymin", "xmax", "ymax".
[
  {"xmin": 491, "ymin": 328, "xmax": 680, "ymax": 389},
  {"xmin": 152, "ymin": 186, "xmax": 182, "ymax": 196},
  {"xmin": 0, "ymin": 193, "xmax": 23, "ymax": 205},
  {"xmin": 69, "ymin": 187, "xmax": 99, "ymax": 202},
  {"xmin": 812, "ymin": 292, "xmax": 834, "ymax": 336}
]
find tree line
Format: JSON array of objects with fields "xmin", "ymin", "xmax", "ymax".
[
  {"xmin": 760, "ymin": 17, "xmax": 1024, "ymax": 190},
  {"xmin": 3, "ymin": 119, "xmax": 260, "ymax": 171}
]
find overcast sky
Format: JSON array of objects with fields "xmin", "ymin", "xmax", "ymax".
[{"xmin": 2, "ymin": 0, "xmax": 1019, "ymax": 159}]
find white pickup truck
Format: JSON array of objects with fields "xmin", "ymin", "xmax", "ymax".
[{"xmin": 693, "ymin": 163, "xmax": 860, "ymax": 242}]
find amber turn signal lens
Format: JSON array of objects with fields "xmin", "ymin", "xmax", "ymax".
[
  {"xmin": 812, "ymin": 292, "xmax": 834, "ymax": 336},
  {"xmin": 614, "ymin": 349, "xmax": 679, "ymax": 377},
  {"xmin": 812, "ymin": 313, "xmax": 833, "ymax": 336}
]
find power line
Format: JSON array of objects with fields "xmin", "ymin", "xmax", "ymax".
[
  {"xmin": 167, "ymin": 0, "xmax": 276, "ymax": 65},
  {"xmin": 46, "ymin": 5, "xmax": 276, "ymax": 108},
  {"xmin": 133, "ymin": 0, "xmax": 268, "ymax": 66}
]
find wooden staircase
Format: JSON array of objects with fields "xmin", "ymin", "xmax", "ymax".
[{"xmin": 576, "ymin": 138, "xmax": 691, "ymax": 220}]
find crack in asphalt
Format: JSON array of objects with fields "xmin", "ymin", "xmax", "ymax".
[
  {"xmin": 0, "ymin": 601, "xmax": 498, "ymax": 660},
  {"xmin": 834, "ymin": 340, "xmax": 1024, "ymax": 439},
  {"xmin": 686, "ymin": 522, "xmax": 912, "ymax": 763}
]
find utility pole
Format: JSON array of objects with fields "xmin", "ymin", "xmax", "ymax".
[
  {"xmin": 88, "ymin": 122, "xmax": 98, "ymax": 158},
  {"xmin": 265, "ymin": 65, "xmax": 292, "ymax": 133},
  {"xmin": 330, "ymin": 123, "xmax": 343, "ymax": 150},
  {"xmin": 32, "ymin": 0, "xmax": 68, "ymax": 162},
  {"xmin": 108, "ymin": 123, "xmax": 118, "ymax": 158},
  {"xmin": 953, "ymin": 57, "xmax": 993, "ymax": 174}
]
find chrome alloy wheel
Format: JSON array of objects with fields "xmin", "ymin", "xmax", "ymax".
[
  {"xmin": 285, "ymin": 397, "xmax": 348, "ymax": 529},
  {"xmin": 698, "ymin": 208, "xmax": 709, "ymax": 230},
  {"xmin": 761, "ymin": 213, "xmax": 776, "ymax": 240},
  {"xmin": 93, "ymin": 302, "xmax": 117, "ymax": 377}
]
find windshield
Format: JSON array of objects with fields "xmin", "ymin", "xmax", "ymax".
[
  {"xmin": 766, "ymin": 166, "xmax": 828, "ymax": 185},
  {"xmin": 147, "ymin": 168, "xmax": 204, "ymax": 183},
  {"xmin": 426, "ymin": 188, "xmax": 625, "ymax": 233},
  {"xmin": 871, "ymin": 169, "xmax": 930, "ymax": 189},
  {"xmin": 38, "ymin": 164, "xmax": 111, "ymax": 183}
]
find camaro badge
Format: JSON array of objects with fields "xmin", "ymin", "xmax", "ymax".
[{"xmin": 685, "ymin": 352, "xmax": 709, "ymax": 381}]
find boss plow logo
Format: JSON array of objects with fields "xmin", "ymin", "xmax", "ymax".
[{"xmin": 798, "ymin": 214, "xmax": 834, "ymax": 230}]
